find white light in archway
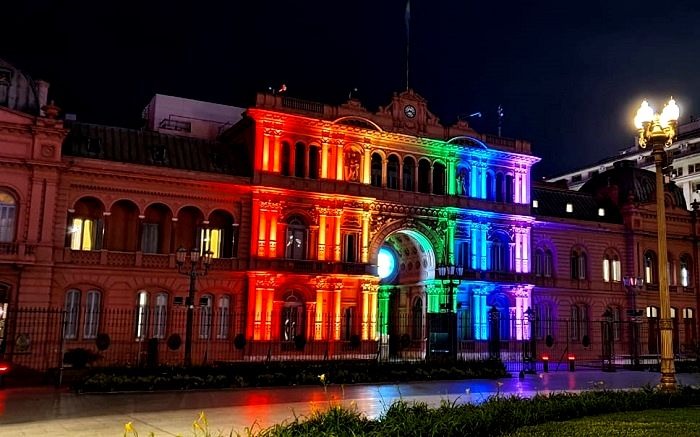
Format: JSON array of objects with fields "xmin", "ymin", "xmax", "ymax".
[{"xmin": 378, "ymin": 247, "xmax": 396, "ymax": 279}]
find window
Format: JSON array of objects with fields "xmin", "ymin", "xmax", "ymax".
[
  {"xmin": 64, "ymin": 290, "xmax": 80, "ymax": 339},
  {"xmin": 536, "ymin": 303, "xmax": 553, "ymax": 340},
  {"xmin": 341, "ymin": 307, "xmax": 355, "ymax": 341},
  {"xmin": 217, "ymin": 295, "xmax": 230, "ymax": 339},
  {"xmin": 343, "ymin": 233, "xmax": 358, "ymax": 263},
  {"xmin": 603, "ymin": 251, "xmax": 621, "ymax": 282},
  {"xmin": 566, "ymin": 203, "xmax": 573, "ymax": 213},
  {"xmin": 294, "ymin": 142, "xmax": 305, "ymax": 177},
  {"xmin": 285, "ymin": 216, "xmax": 307, "ymax": 260},
  {"xmin": 135, "ymin": 291, "xmax": 149, "ymax": 340},
  {"xmin": 83, "ymin": 290, "xmax": 101, "ymax": 339},
  {"xmin": 411, "ymin": 298, "xmax": 423, "ymax": 342},
  {"xmin": 141, "ymin": 223, "xmax": 159, "ymax": 254},
  {"xmin": 403, "ymin": 157, "xmax": 415, "ymax": 191},
  {"xmin": 534, "ymin": 249, "xmax": 544, "ymax": 277},
  {"xmin": 200, "ymin": 227, "xmax": 223, "ymax": 258},
  {"xmin": 457, "ymin": 241, "xmax": 471, "ymax": 270},
  {"xmin": 432, "ymin": 162, "xmax": 446, "ymax": 195},
  {"xmin": 281, "ymin": 292, "xmax": 304, "ymax": 341},
  {"xmin": 199, "ymin": 295, "xmax": 213, "ymax": 339},
  {"xmin": 387, "ymin": 155, "xmax": 399, "ymax": 189},
  {"xmin": 532, "ymin": 200, "xmax": 539, "ymax": 208},
  {"xmin": 598, "ymin": 208, "xmax": 605, "ymax": 217},
  {"xmin": 570, "ymin": 304, "xmax": 589, "ymax": 341},
  {"xmin": 570, "ymin": 248, "xmax": 587, "ymax": 280},
  {"xmin": 70, "ymin": 217, "xmax": 104, "ymax": 250},
  {"xmin": 680, "ymin": 254, "xmax": 691, "ymax": 287},
  {"xmin": 457, "ymin": 167, "xmax": 469, "ymax": 196},
  {"xmin": 683, "ymin": 308, "xmax": 696, "ymax": 345},
  {"xmin": 490, "ymin": 231, "xmax": 510, "ymax": 272},
  {"xmin": 153, "ymin": 293, "xmax": 168, "ymax": 339},
  {"xmin": 0, "ymin": 190, "xmax": 16, "ymax": 242},
  {"xmin": 544, "ymin": 250, "xmax": 553, "ymax": 278},
  {"xmin": 370, "ymin": 153, "xmax": 382, "ymax": 187},
  {"xmin": 644, "ymin": 250, "xmax": 658, "ymax": 284},
  {"xmin": 281, "ymin": 142, "xmax": 291, "ymax": 176},
  {"xmin": 607, "ymin": 305, "xmax": 621, "ymax": 341}
]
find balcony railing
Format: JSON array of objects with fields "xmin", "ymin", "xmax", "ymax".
[
  {"xmin": 252, "ymin": 258, "xmax": 376, "ymax": 275},
  {"xmin": 0, "ymin": 241, "xmax": 38, "ymax": 264}
]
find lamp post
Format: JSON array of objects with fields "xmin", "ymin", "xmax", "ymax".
[
  {"xmin": 435, "ymin": 263, "xmax": 463, "ymax": 360},
  {"xmin": 176, "ymin": 247, "xmax": 213, "ymax": 367},
  {"xmin": 634, "ymin": 98, "xmax": 679, "ymax": 390},
  {"xmin": 623, "ymin": 275, "xmax": 644, "ymax": 369}
]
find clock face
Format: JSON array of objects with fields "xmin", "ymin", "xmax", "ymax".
[{"xmin": 404, "ymin": 104, "xmax": 416, "ymax": 119}]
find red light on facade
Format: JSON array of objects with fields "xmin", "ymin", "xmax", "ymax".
[
  {"xmin": 0, "ymin": 363, "xmax": 10, "ymax": 374},
  {"xmin": 567, "ymin": 355, "xmax": 575, "ymax": 361},
  {"xmin": 541, "ymin": 355, "xmax": 549, "ymax": 361}
]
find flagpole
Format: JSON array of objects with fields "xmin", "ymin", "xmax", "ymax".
[{"xmin": 405, "ymin": 0, "xmax": 410, "ymax": 91}]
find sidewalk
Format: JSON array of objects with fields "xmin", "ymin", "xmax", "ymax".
[{"xmin": 0, "ymin": 370, "xmax": 698, "ymax": 436}]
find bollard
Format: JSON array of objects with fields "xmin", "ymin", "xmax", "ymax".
[
  {"xmin": 568, "ymin": 354, "xmax": 576, "ymax": 372},
  {"xmin": 542, "ymin": 355, "xmax": 549, "ymax": 373}
]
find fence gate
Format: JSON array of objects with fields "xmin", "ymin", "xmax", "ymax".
[{"xmin": 2, "ymin": 307, "xmax": 64, "ymax": 372}]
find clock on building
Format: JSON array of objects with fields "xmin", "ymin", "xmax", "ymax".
[{"xmin": 404, "ymin": 104, "xmax": 416, "ymax": 118}]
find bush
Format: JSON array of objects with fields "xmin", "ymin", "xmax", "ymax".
[{"xmin": 63, "ymin": 348, "xmax": 100, "ymax": 369}]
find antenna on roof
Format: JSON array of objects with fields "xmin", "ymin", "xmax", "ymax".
[{"xmin": 349, "ymin": 87, "xmax": 359, "ymax": 100}]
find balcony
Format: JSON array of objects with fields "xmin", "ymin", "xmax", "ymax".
[
  {"xmin": 61, "ymin": 249, "xmax": 248, "ymax": 271},
  {"xmin": 0, "ymin": 242, "xmax": 38, "ymax": 264},
  {"xmin": 252, "ymin": 258, "xmax": 376, "ymax": 275}
]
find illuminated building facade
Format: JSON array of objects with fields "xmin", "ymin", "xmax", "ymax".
[{"xmin": 1, "ymin": 57, "xmax": 696, "ymax": 370}]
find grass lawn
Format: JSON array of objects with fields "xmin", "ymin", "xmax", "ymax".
[{"xmin": 506, "ymin": 407, "xmax": 700, "ymax": 437}]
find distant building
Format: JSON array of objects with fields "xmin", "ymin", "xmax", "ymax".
[
  {"xmin": 547, "ymin": 119, "xmax": 700, "ymax": 208},
  {"xmin": 142, "ymin": 93, "xmax": 245, "ymax": 141}
]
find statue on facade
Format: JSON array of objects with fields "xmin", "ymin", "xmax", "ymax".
[{"xmin": 344, "ymin": 150, "xmax": 361, "ymax": 182}]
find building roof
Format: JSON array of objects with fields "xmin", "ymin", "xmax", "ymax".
[
  {"xmin": 62, "ymin": 122, "xmax": 251, "ymax": 177},
  {"xmin": 0, "ymin": 57, "xmax": 42, "ymax": 115},
  {"xmin": 580, "ymin": 159, "xmax": 686, "ymax": 210},
  {"xmin": 532, "ymin": 181, "xmax": 620, "ymax": 223}
]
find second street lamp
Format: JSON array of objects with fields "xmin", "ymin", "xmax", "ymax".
[
  {"xmin": 176, "ymin": 247, "xmax": 213, "ymax": 367},
  {"xmin": 435, "ymin": 263, "xmax": 463, "ymax": 360},
  {"xmin": 633, "ymin": 98, "xmax": 679, "ymax": 391}
]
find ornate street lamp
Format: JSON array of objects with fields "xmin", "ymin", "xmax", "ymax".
[
  {"xmin": 176, "ymin": 247, "xmax": 213, "ymax": 366},
  {"xmin": 435, "ymin": 263, "xmax": 463, "ymax": 359},
  {"xmin": 623, "ymin": 275, "xmax": 645, "ymax": 369},
  {"xmin": 634, "ymin": 98, "xmax": 679, "ymax": 390}
]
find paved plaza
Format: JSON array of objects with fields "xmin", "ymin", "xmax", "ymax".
[{"xmin": 0, "ymin": 370, "xmax": 698, "ymax": 436}]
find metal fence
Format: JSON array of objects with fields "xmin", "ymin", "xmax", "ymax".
[{"xmin": 1, "ymin": 307, "xmax": 697, "ymax": 373}]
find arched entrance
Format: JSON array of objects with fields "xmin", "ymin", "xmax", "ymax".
[{"xmin": 375, "ymin": 228, "xmax": 436, "ymax": 360}]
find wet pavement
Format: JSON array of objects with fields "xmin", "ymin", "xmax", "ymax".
[{"xmin": 0, "ymin": 370, "xmax": 698, "ymax": 436}]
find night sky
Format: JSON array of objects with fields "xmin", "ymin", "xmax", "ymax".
[{"xmin": 4, "ymin": 0, "xmax": 700, "ymax": 178}]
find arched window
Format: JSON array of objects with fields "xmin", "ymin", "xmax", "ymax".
[
  {"xmin": 490, "ymin": 231, "xmax": 510, "ymax": 272},
  {"xmin": 402, "ymin": 157, "xmax": 415, "ymax": 191},
  {"xmin": 83, "ymin": 290, "xmax": 101, "ymax": 339},
  {"xmin": 680, "ymin": 254, "xmax": 692, "ymax": 287},
  {"xmin": 534, "ymin": 249, "xmax": 544, "ymax": 277},
  {"xmin": 203, "ymin": 210, "xmax": 235, "ymax": 259},
  {"xmin": 432, "ymin": 162, "xmax": 446, "ymax": 195},
  {"xmin": 0, "ymin": 190, "xmax": 17, "ymax": 242},
  {"xmin": 570, "ymin": 248, "xmax": 587, "ymax": 280},
  {"xmin": 603, "ymin": 250, "xmax": 621, "ymax": 282},
  {"xmin": 217, "ymin": 295, "xmax": 231, "ymax": 339},
  {"xmin": 141, "ymin": 203, "xmax": 172, "ymax": 254},
  {"xmin": 411, "ymin": 297, "xmax": 423, "ymax": 341},
  {"xmin": 64, "ymin": 289, "xmax": 81, "ymax": 339},
  {"xmin": 387, "ymin": 155, "xmax": 399, "ymax": 189},
  {"xmin": 644, "ymin": 250, "xmax": 658, "ymax": 284},
  {"xmin": 153, "ymin": 292, "xmax": 168, "ymax": 339},
  {"xmin": 544, "ymin": 249, "xmax": 553, "ymax": 278},
  {"xmin": 281, "ymin": 292, "xmax": 305, "ymax": 341},
  {"xmin": 68, "ymin": 197, "xmax": 105, "ymax": 251},
  {"xmin": 280, "ymin": 141, "xmax": 291, "ymax": 176},
  {"xmin": 199, "ymin": 294, "xmax": 213, "ymax": 339},
  {"xmin": 285, "ymin": 215, "xmax": 307, "ymax": 260}
]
